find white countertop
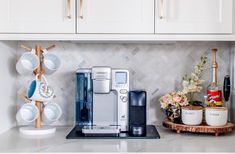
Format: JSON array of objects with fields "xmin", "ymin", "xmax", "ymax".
[{"xmin": 1, "ymin": 125, "xmax": 235, "ymax": 153}]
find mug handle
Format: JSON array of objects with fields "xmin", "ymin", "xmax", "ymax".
[
  {"xmin": 41, "ymin": 74, "xmax": 48, "ymax": 85},
  {"xmin": 35, "ymin": 74, "xmax": 48, "ymax": 85},
  {"xmin": 30, "ymin": 101, "xmax": 36, "ymax": 105},
  {"xmin": 30, "ymin": 49, "xmax": 36, "ymax": 54},
  {"xmin": 42, "ymin": 49, "xmax": 49, "ymax": 55}
]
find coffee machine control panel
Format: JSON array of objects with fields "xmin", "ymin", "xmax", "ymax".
[{"xmin": 112, "ymin": 70, "xmax": 129, "ymax": 131}]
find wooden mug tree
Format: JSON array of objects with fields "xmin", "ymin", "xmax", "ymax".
[{"xmin": 20, "ymin": 44, "xmax": 55, "ymax": 131}]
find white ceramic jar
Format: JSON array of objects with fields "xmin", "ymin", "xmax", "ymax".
[
  {"xmin": 181, "ymin": 106, "xmax": 203, "ymax": 126},
  {"xmin": 205, "ymin": 107, "xmax": 228, "ymax": 126}
]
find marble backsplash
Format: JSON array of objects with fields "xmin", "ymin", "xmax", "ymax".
[{"xmin": 16, "ymin": 41, "xmax": 231, "ymax": 126}]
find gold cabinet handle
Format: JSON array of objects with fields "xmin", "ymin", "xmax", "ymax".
[
  {"xmin": 79, "ymin": 0, "xmax": 84, "ymax": 19},
  {"xmin": 66, "ymin": 0, "xmax": 71, "ymax": 19},
  {"xmin": 159, "ymin": 0, "xmax": 165, "ymax": 19}
]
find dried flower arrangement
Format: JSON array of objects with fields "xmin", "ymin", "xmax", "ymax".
[
  {"xmin": 159, "ymin": 55, "xmax": 207, "ymax": 122},
  {"xmin": 160, "ymin": 91, "xmax": 189, "ymax": 110},
  {"xmin": 159, "ymin": 91, "xmax": 188, "ymax": 123},
  {"xmin": 182, "ymin": 56, "xmax": 207, "ymax": 105}
]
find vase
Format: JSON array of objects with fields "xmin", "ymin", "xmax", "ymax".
[{"xmin": 165, "ymin": 107, "xmax": 181, "ymax": 123}]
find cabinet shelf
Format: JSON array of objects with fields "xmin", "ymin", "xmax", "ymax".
[{"xmin": 1, "ymin": 34, "xmax": 235, "ymax": 41}]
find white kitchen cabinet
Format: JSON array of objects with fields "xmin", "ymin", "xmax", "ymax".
[
  {"xmin": 155, "ymin": 0, "xmax": 233, "ymax": 34},
  {"xmin": 77, "ymin": 0, "xmax": 154, "ymax": 34},
  {"xmin": 0, "ymin": 0, "xmax": 76, "ymax": 33}
]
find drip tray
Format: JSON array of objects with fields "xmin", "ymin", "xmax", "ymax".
[{"xmin": 66, "ymin": 125, "xmax": 160, "ymax": 139}]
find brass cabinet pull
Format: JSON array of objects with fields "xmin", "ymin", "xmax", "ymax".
[
  {"xmin": 66, "ymin": 0, "xmax": 72, "ymax": 19},
  {"xmin": 159, "ymin": 0, "xmax": 165, "ymax": 19},
  {"xmin": 80, "ymin": 0, "xmax": 84, "ymax": 19}
]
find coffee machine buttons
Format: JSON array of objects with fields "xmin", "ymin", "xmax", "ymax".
[
  {"xmin": 120, "ymin": 89, "xmax": 128, "ymax": 94},
  {"xmin": 122, "ymin": 96, "xmax": 128, "ymax": 102}
]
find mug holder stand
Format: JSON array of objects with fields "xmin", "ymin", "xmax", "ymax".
[
  {"xmin": 18, "ymin": 44, "xmax": 56, "ymax": 136},
  {"xmin": 19, "ymin": 126, "xmax": 56, "ymax": 135}
]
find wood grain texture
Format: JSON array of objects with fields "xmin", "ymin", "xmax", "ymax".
[
  {"xmin": 163, "ymin": 119, "xmax": 235, "ymax": 136},
  {"xmin": 34, "ymin": 45, "xmax": 42, "ymax": 129}
]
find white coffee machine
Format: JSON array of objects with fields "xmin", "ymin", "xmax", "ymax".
[{"xmin": 75, "ymin": 66, "xmax": 129, "ymax": 136}]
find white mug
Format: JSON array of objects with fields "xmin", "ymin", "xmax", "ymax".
[
  {"xmin": 43, "ymin": 49, "xmax": 61, "ymax": 75},
  {"xmin": 181, "ymin": 106, "xmax": 203, "ymax": 126},
  {"xmin": 27, "ymin": 75, "xmax": 55, "ymax": 102},
  {"xmin": 16, "ymin": 49, "xmax": 39, "ymax": 75},
  {"xmin": 16, "ymin": 102, "xmax": 39, "ymax": 123},
  {"xmin": 42, "ymin": 103, "xmax": 62, "ymax": 124},
  {"xmin": 205, "ymin": 107, "xmax": 228, "ymax": 126}
]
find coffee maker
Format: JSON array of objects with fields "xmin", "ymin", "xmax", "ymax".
[
  {"xmin": 75, "ymin": 67, "xmax": 129, "ymax": 136},
  {"xmin": 67, "ymin": 66, "xmax": 160, "ymax": 139}
]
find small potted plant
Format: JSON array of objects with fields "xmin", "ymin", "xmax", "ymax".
[{"xmin": 160, "ymin": 91, "xmax": 189, "ymax": 123}]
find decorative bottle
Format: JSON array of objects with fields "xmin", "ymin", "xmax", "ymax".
[{"xmin": 207, "ymin": 48, "xmax": 222, "ymax": 107}]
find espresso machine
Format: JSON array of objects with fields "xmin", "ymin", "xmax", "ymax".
[{"xmin": 66, "ymin": 66, "xmax": 160, "ymax": 139}]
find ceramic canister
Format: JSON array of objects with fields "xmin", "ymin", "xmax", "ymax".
[
  {"xmin": 181, "ymin": 106, "xmax": 203, "ymax": 125},
  {"xmin": 205, "ymin": 107, "xmax": 228, "ymax": 126}
]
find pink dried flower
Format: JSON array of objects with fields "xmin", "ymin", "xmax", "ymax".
[
  {"xmin": 159, "ymin": 91, "xmax": 189, "ymax": 109},
  {"xmin": 173, "ymin": 95, "xmax": 182, "ymax": 103}
]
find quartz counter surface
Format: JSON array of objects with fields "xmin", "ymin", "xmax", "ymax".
[{"xmin": 1, "ymin": 125, "xmax": 235, "ymax": 153}]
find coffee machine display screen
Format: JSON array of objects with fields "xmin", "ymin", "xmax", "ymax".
[{"xmin": 115, "ymin": 72, "xmax": 127, "ymax": 84}]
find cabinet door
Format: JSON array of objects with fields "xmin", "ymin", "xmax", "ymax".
[
  {"xmin": 77, "ymin": 0, "xmax": 154, "ymax": 34},
  {"xmin": 155, "ymin": 0, "xmax": 233, "ymax": 34},
  {"xmin": 0, "ymin": 0, "xmax": 75, "ymax": 33}
]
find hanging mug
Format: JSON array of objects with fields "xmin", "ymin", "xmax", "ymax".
[
  {"xmin": 42, "ymin": 49, "xmax": 61, "ymax": 75},
  {"xmin": 27, "ymin": 75, "xmax": 55, "ymax": 102},
  {"xmin": 42, "ymin": 103, "xmax": 62, "ymax": 124},
  {"xmin": 16, "ymin": 101, "xmax": 39, "ymax": 123},
  {"xmin": 16, "ymin": 49, "xmax": 39, "ymax": 75}
]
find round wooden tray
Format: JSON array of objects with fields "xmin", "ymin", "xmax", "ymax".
[{"xmin": 163, "ymin": 119, "xmax": 235, "ymax": 136}]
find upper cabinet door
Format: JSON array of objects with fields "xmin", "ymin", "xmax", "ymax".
[
  {"xmin": 0, "ymin": 0, "xmax": 76, "ymax": 33},
  {"xmin": 155, "ymin": 0, "xmax": 233, "ymax": 34},
  {"xmin": 77, "ymin": 0, "xmax": 154, "ymax": 34}
]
